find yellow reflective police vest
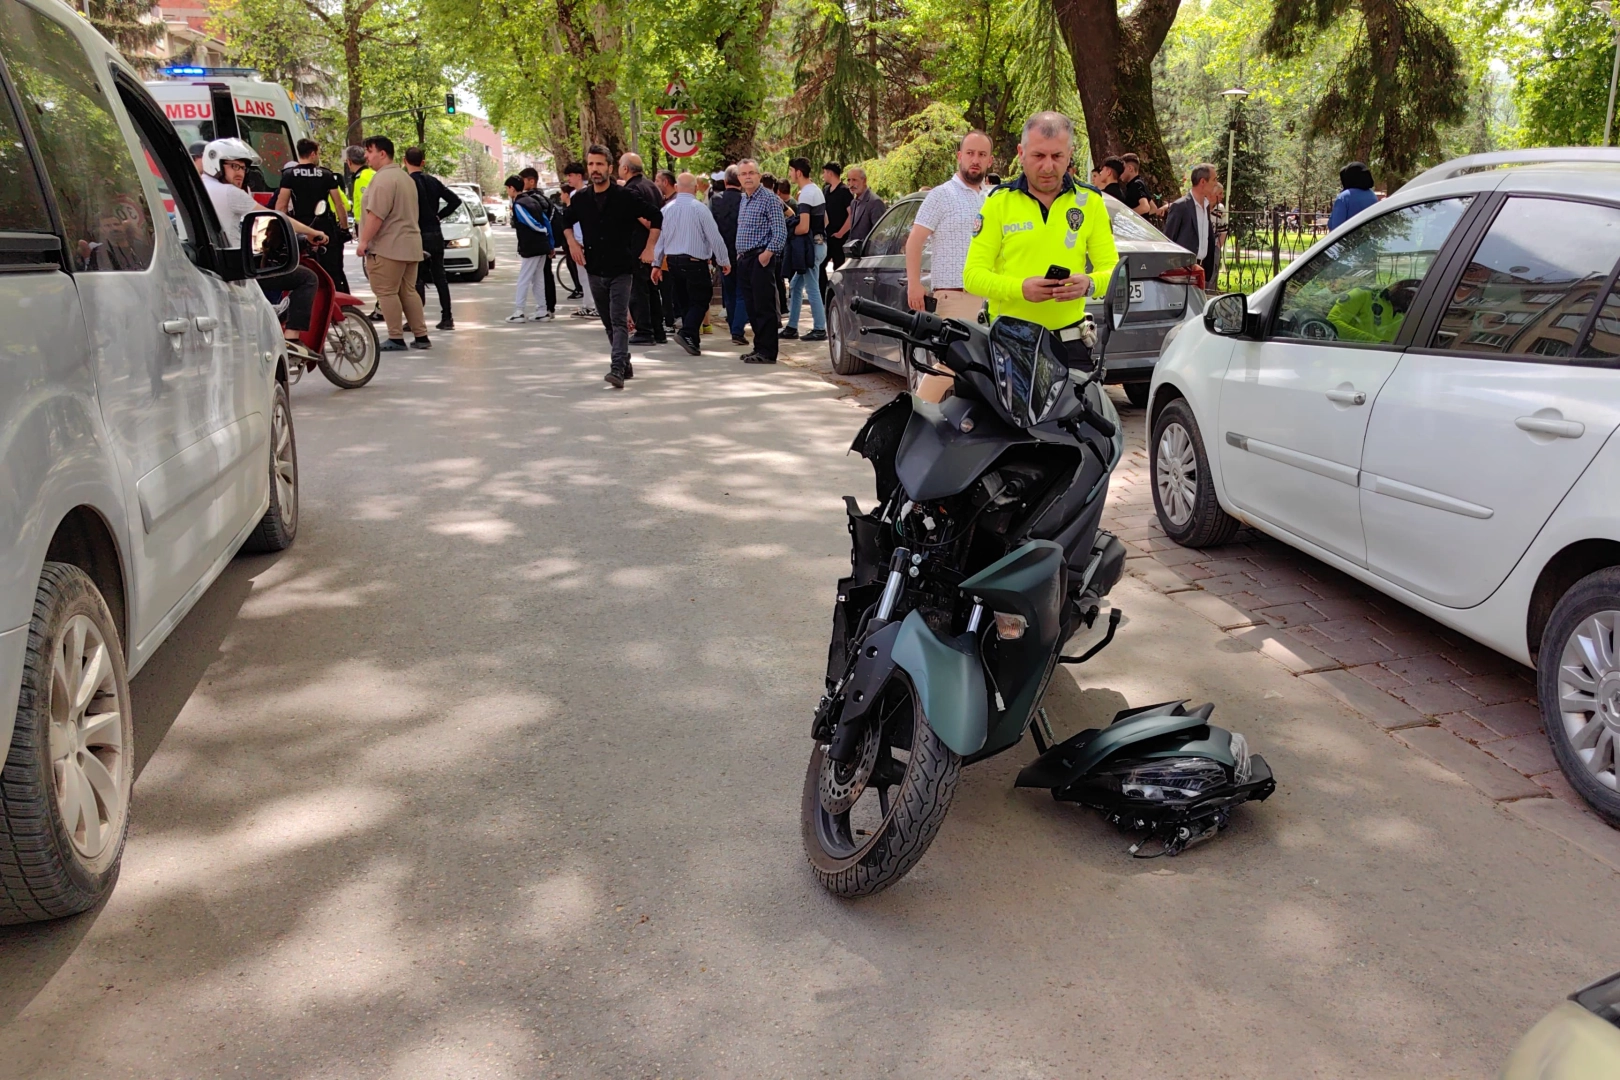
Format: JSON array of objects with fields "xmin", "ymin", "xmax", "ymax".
[{"xmin": 962, "ymin": 175, "xmax": 1119, "ymax": 331}]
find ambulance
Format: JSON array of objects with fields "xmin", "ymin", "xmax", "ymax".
[{"xmin": 145, "ymin": 66, "xmax": 312, "ymax": 191}]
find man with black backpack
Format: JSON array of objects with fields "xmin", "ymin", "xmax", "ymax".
[{"xmin": 506, "ymin": 175, "xmax": 556, "ymax": 321}]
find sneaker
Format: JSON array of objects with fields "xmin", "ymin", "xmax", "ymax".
[
  {"xmin": 410, "ymin": 336, "xmax": 432, "ymax": 350},
  {"xmin": 506, "ymin": 313, "xmax": 529, "ymax": 322},
  {"xmin": 628, "ymin": 334, "xmax": 656, "ymax": 345},
  {"xmin": 284, "ymin": 341, "xmax": 320, "ymax": 364},
  {"xmin": 572, "ymin": 308, "xmax": 597, "ymax": 319},
  {"xmin": 742, "ymin": 352, "xmax": 777, "ymax": 364},
  {"xmin": 676, "ymin": 333, "xmax": 700, "ymax": 357},
  {"xmin": 437, "ymin": 318, "xmax": 455, "ymax": 331},
  {"xmin": 605, "ymin": 372, "xmax": 624, "ymax": 389},
  {"xmin": 533, "ymin": 311, "xmax": 555, "ymax": 321},
  {"xmin": 367, "ymin": 309, "xmax": 385, "ymax": 323},
  {"xmin": 380, "ymin": 338, "xmax": 409, "ymax": 351},
  {"xmin": 779, "ymin": 326, "xmax": 799, "ymax": 339},
  {"xmin": 803, "ymin": 329, "xmax": 828, "ymax": 342},
  {"xmin": 566, "ymin": 290, "xmax": 583, "ymax": 300},
  {"xmin": 730, "ymin": 334, "xmax": 749, "ymax": 346}
]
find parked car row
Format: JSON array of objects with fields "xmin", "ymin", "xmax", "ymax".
[
  {"xmin": 1147, "ymin": 148, "xmax": 1620, "ymax": 824},
  {"xmin": 0, "ymin": 0, "xmax": 303, "ymax": 922}
]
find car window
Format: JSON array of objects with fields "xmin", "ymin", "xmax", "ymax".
[
  {"xmin": 865, "ymin": 201, "xmax": 918, "ymax": 258},
  {"xmin": 0, "ymin": 74, "xmax": 51, "ymax": 234},
  {"xmin": 0, "ymin": 0, "xmax": 154, "ymax": 273},
  {"xmin": 1428, "ymin": 197, "xmax": 1620, "ymax": 362},
  {"xmin": 120, "ymin": 83, "xmax": 208, "ymax": 258},
  {"xmin": 1273, "ymin": 197, "xmax": 1470, "ymax": 345},
  {"xmin": 1578, "ymin": 284, "xmax": 1620, "ymax": 361},
  {"xmin": 1102, "ymin": 192, "xmax": 1169, "ymax": 243}
]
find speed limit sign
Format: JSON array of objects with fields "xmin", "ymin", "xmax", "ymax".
[{"xmin": 660, "ymin": 114, "xmax": 702, "ymax": 158}]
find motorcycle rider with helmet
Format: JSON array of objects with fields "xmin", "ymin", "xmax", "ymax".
[{"xmin": 201, "ymin": 138, "xmax": 327, "ymax": 362}]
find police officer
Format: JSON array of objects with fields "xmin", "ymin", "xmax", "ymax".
[{"xmin": 963, "ymin": 110, "xmax": 1118, "ymax": 365}]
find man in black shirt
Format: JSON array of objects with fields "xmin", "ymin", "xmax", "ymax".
[
  {"xmin": 708, "ymin": 166, "xmax": 747, "ymax": 344},
  {"xmin": 619, "ymin": 152, "xmax": 666, "ymax": 345},
  {"xmin": 1120, "ymin": 152, "xmax": 1160, "ymax": 219},
  {"xmin": 821, "ymin": 162, "xmax": 852, "ymax": 288},
  {"xmin": 276, "ymin": 139, "xmax": 350, "ymax": 290},
  {"xmin": 563, "ymin": 145, "xmax": 663, "ymax": 389},
  {"xmin": 404, "ymin": 146, "xmax": 463, "ymax": 330},
  {"xmin": 1098, "ymin": 157, "xmax": 1128, "ymax": 204}
]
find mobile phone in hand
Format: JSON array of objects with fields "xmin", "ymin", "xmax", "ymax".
[{"xmin": 1045, "ymin": 264, "xmax": 1071, "ymax": 280}]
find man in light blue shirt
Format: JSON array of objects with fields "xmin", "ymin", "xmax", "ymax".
[{"xmin": 653, "ymin": 172, "xmax": 732, "ymax": 355}]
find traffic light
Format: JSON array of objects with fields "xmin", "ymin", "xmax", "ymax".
[{"xmin": 445, "ymin": 93, "xmax": 456, "ymax": 115}]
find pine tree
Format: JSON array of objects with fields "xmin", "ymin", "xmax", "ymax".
[{"xmin": 79, "ymin": 0, "xmax": 164, "ymax": 64}]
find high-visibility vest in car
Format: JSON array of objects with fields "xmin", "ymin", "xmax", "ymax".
[{"xmin": 963, "ymin": 174, "xmax": 1119, "ymax": 330}]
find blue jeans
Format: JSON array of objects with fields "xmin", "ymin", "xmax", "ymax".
[
  {"xmin": 786, "ymin": 240, "xmax": 827, "ymax": 332},
  {"xmin": 720, "ymin": 265, "xmax": 748, "ymax": 336}
]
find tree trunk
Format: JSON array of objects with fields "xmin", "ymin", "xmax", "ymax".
[
  {"xmin": 712, "ymin": 0, "xmax": 776, "ymax": 162},
  {"xmin": 1051, "ymin": 0, "xmax": 1180, "ymax": 195},
  {"xmin": 344, "ymin": 16, "xmax": 364, "ymax": 145},
  {"xmin": 547, "ymin": 98, "xmax": 576, "ymax": 181},
  {"xmin": 556, "ymin": 0, "xmax": 627, "ymax": 159}
]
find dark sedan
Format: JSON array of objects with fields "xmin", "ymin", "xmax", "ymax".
[{"xmin": 825, "ymin": 191, "xmax": 1202, "ymax": 405}]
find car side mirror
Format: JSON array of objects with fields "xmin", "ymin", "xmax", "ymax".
[
  {"xmin": 1204, "ymin": 292, "xmax": 1250, "ymax": 337},
  {"xmin": 1106, "ymin": 264, "xmax": 1130, "ymax": 330},
  {"xmin": 845, "ymin": 237, "xmax": 863, "ymax": 259},
  {"xmin": 242, "ymin": 210, "xmax": 298, "ymax": 280}
]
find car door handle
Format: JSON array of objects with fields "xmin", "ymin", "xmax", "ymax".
[
  {"xmin": 161, "ymin": 318, "xmax": 188, "ymax": 335},
  {"xmin": 1325, "ymin": 388, "xmax": 1366, "ymax": 406},
  {"xmin": 1516, "ymin": 415, "xmax": 1584, "ymax": 439},
  {"xmin": 193, "ymin": 316, "xmax": 218, "ymax": 332}
]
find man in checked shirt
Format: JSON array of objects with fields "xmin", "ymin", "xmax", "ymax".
[{"xmin": 733, "ymin": 159, "xmax": 788, "ymax": 364}]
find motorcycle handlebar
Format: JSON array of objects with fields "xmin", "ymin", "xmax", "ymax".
[{"xmin": 849, "ymin": 297, "xmax": 950, "ymax": 342}]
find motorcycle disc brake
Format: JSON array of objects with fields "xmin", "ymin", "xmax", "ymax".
[{"xmin": 819, "ymin": 722, "xmax": 882, "ymax": 816}]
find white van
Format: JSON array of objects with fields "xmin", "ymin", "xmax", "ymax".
[{"xmin": 145, "ymin": 66, "xmax": 310, "ymax": 188}]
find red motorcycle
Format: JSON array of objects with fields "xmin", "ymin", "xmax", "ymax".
[{"xmin": 294, "ymin": 244, "xmax": 379, "ymax": 389}]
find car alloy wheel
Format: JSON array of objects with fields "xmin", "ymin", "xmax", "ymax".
[
  {"xmin": 1555, "ymin": 609, "xmax": 1620, "ymax": 791},
  {"xmin": 1155, "ymin": 420, "xmax": 1198, "ymax": 528}
]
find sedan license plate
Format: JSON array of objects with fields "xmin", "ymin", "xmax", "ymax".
[{"xmin": 1129, "ymin": 281, "xmax": 1145, "ymax": 303}]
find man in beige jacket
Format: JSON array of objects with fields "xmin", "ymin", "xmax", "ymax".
[{"xmin": 355, "ymin": 135, "xmax": 430, "ymax": 350}]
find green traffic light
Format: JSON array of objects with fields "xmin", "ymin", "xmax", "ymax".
[{"xmin": 445, "ymin": 93, "xmax": 456, "ymax": 115}]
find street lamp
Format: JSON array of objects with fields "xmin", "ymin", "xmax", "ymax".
[
  {"xmin": 1221, "ymin": 87, "xmax": 1249, "ymax": 211},
  {"xmin": 1594, "ymin": 2, "xmax": 1619, "ymax": 146}
]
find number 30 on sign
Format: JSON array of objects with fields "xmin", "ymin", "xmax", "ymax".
[{"xmin": 660, "ymin": 114, "xmax": 702, "ymax": 158}]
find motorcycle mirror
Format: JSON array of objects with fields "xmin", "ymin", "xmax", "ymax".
[{"xmin": 1106, "ymin": 264, "xmax": 1131, "ymax": 331}]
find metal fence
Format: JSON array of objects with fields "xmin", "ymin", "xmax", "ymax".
[{"xmin": 1210, "ymin": 208, "xmax": 1336, "ymax": 294}]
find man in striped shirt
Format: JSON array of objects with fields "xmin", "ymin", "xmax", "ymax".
[{"xmin": 734, "ymin": 159, "xmax": 788, "ymax": 364}]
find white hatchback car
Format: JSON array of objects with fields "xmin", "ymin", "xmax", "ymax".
[
  {"xmin": 0, "ymin": 0, "xmax": 301, "ymax": 921},
  {"xmin": 1146, "ymin": 149, "xmax": 1620, "ymax": 823}
]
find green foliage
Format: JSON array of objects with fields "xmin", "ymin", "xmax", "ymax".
[
  {"xmin": 857, "ymin": 102, "xmax": 967, "ymax": 198},
  {"xmin": 1515, "ymin": 0, "xmax": 1618, "ymax": 146},
  {"xmin": 84, "ymin": 0, "xmax": 164, "ymax": 65}
]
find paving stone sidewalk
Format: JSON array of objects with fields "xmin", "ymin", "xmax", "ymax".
[{"xmin": 1101, "ymin": 396, "xmax": 1620, "ymax": 845}]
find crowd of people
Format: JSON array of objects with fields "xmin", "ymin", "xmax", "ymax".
[{"xmin": 237, "ymin": 120, "xmax": 1323, "ymax": 391}]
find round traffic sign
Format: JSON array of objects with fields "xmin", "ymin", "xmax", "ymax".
[{"xmin": 660, "ymin": 114, "xmax": 702, "ymax": 158}]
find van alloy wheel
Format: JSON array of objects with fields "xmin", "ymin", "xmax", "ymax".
[{"xmin": 51, "ymin": 614, "xmax": 127, "ymax": 863}]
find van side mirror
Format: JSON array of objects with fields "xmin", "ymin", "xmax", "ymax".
[
  {"xmin": 242, "ymin": 210, "xmax": 298, "ymax": 279},
  {"xmin": 844, "ymin": 237, "xmax": 864, "ymax": 259},
  {"xmin": 1204, "ymin": 293, "xmax": 1250, "ymax": 337}
]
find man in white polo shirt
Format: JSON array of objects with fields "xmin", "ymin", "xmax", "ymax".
[{"xmin": 903, "ymin": 130, "xmax": 994, "ymax": 400}]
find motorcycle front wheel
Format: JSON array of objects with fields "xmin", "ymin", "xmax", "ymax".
[
  {"xmin": 801, "ymin": 676, "xmax": 960, "ymax": 898},
  {"xmin": 320, "ymin": 308, "xmax": 381, "ymax": 389}
]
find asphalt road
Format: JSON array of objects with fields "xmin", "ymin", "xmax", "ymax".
[{"xmin": 1, "ymin": 233, "xmax": 1616, "ymax": 1078}]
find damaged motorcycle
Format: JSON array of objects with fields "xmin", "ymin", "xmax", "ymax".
[{"xmin": 803, "ymin": 270, "xmax": 1274, "ymax": 897}]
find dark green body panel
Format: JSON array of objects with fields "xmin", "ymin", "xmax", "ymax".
[
  {"xmin": 891, "ymin": 609, "xmax": 989, "ymax": 756},
  {"xmin": 959, "ymin": 540, "xmax": 1068, "ymax": 757}
]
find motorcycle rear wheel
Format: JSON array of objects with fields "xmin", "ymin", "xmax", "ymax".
[
  {"xmin": 320, "ymin": 309, "xmax": 381, "ymax": 389},
  {"xmin": 801, "ymin": 676, "xmax": 960, "ymax": 898}
]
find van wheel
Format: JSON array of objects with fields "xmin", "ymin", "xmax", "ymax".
[
  {"xmin": 1539, "ymin": 570, "xmax": 1620, "ymax": 824},
  {"xmin": 243, "ymin": 381, "xmax": 298, "ymax": 553},
  {"xmin": 1150, "ymin": 398, "xmax": 1240, "ymax": 548},
  {"xmin": 0, "ymin": 563, "xmax": 134, "ymax": 924}
]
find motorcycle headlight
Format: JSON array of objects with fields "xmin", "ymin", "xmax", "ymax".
[
  {"xmin": 446, "ymin": 237, "xmax": 471, "ymax": 248},
  {"xmin": 1107, "ymin": 757, "xmax": 1229, "ymax": 802}
]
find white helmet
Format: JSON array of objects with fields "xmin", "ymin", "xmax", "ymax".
[{"xmin": 201, "ymin": 137, "xmax": 259, "ymax": 178}]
